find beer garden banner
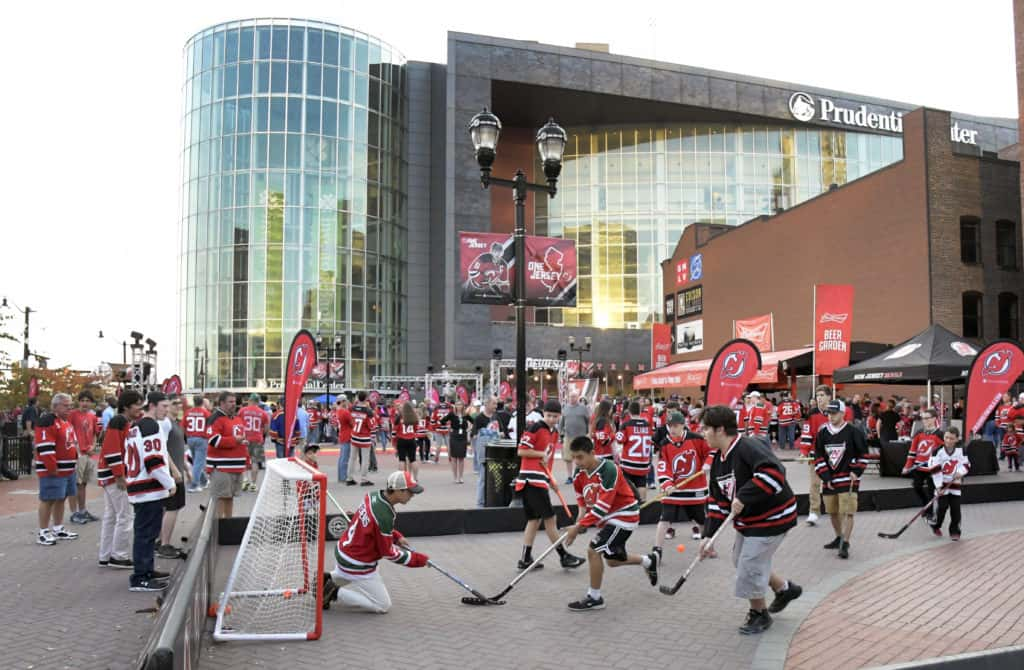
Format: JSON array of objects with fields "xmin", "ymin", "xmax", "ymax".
[{"xmin": 813, "ymin": 284, "xmax": 854, "ymax": 377}]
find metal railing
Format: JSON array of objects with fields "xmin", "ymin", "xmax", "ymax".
[{"xmin": 2, "ymin": 435, "xmax": 33, "ymax": 477}]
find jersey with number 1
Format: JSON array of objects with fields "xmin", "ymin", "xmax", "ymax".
[{"xmin": 616, "ymin": 418, "xmax": 653, "ymax": 477}]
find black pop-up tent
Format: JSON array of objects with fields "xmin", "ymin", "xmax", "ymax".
[{"xmin": 833, "ymin": 324, "xmax": 979, "ymax": 385}]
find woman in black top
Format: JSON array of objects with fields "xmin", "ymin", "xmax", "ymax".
[{"xmin": 444, "ymin": 401, "xmax": 471, "ymax": 484}]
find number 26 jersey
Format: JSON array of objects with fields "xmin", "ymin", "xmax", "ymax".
[{"xmin": 615, "ymin": 418, "xmax": 654, "ymax": 477}]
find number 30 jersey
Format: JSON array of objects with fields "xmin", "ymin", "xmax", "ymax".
[
  {"xmin": 125, "ymin": 417, "xmax": 175, "ymax": 504},
  {"xmin": 615, "ymin": 418, "xmax": 654, "ymax": 477}
]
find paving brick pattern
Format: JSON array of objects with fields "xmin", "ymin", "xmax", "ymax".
[{"xmin": 785, "ymin": 530, "xmax": 1024, "ymax": 669}]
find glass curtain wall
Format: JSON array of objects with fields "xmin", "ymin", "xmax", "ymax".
[
  {"xmin": 179, "ymin": 19, "xmax": 407, "ymax": 390},
  {"xmin": 534, "ymin": 123, "xmax": 902, "ymax": 328}
]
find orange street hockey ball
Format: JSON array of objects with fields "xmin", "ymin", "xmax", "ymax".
[{"xmin": 676, "ymin": 543, "xmax": 686, "ymax": 553}]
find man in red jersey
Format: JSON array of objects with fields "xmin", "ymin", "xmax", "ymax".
[
  {"xmin": 238, "ymin": 394, "xmax": 269, "ymax": 492},
  {"xmin": 335, "ymin": 396, "xmax": 356, "ymax": 484},
  {"xmin": 34, "ymin": 393, "xmax": 80, "ymax": 546},
  {"xmin": 745, "ymin": 392, "xmax": 770, "ymax": 445},
  {"xmin": 68, "ymin": 390, "xmax": 101, "ymax": 524},
  {"xmin": 205, "ymin": 392, "xmax": 247, "ymax": 518},
  {"xmin": 800, "ymin": 386, "xmax": 831, "ymax": 526},
  {"xmin": 348, "ymin": 391, "xmax": 377, "ymax": 486},
  {"xmin": 776, "ymin": 391, "xmax": 799, "ymax": 451},
  {"xmin": 183, "ymin": 394, "xmax": 211, "ymax": 492},
  {"xmin": 562, "ymin": 436, "xmax": 656, "ymax": 611}
]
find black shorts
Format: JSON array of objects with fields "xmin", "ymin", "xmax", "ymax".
[
  {"xmin": 519, "ymin": 485, "xmax": 554, "ymax": 520},
  {"xmin": 164, "ymin": 483, "xmax": 186, "ymax": 512},
  {"xmin": 396, "ymin": 439, "xmax": 417, "ymax": 462},
  {"xmin": 589, "ymin": 525, "xmax": 631, "ymax": 561},
  {"xmin": 660, "ymin": 503, "xmax": 705, "ymax": 525},
  {"xmin": 624, "ymin": 472, "xmax": 647, "ymax": 492}
]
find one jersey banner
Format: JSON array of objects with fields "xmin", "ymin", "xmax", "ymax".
[
  {"xmin": 733, "ymin": 314, "xmax": 774, "ymax": 353},
  {"xmin": 965, "ymin": 340, "xmax": 1024, "ymax": 436},
  {"xmin": 813, "ymin": 284, "xmax": 854, "ymax": 376},
  {"xmin": 161, "ymin": 375, "xmax": 182, "ymax": 395},
  {"xmin": 284, "ymin": 330, "xmax": 317, "ymax": 456},
  {"xmin": 458, "ymin": 232, "xmax": 576, "ymax": 306},
  {"xmin": 651, "ymin": 323, "xmax": 672, "ymax": 369},
  {"xmin": 705, "ymin": 339, "xmax": 762, "ymax": 408}
]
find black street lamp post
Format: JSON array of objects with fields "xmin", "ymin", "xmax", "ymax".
[
  {"xmin": 469, "ymin": 109, "xmax": 566, "ymax": 439},
  {"xmin": 316, "ymin": 332, "xmax": 344, "ymax": 403},
  {"xmin": 567, "ymin": 335, "xmax": 592, "ymax": 378}
]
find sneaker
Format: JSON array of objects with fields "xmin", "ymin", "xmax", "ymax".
[
  {"xmin": 186, "ymin": 485, "xmax": 202, "ymax": 493},
  {"xmin": 951, "ymin": 533, "xmax": 961, "ymax": 541},
  {"xmin": 559, "ymin": 552, "xmax": 586, "ymax": 569},
  {"xmin": 98, "ymin": 559, "xmax": 109, "ymax": 566},
  {"xmin": 108, "ymin": 557, "xmax": 133, "ymax": 569},
  {"xmin": 739, "ymin": 609, "xmax": 773, "ymax": 635},
  {"xmin": 931, "ymin": 525, "xmax": 943, "ymax": 537},
  {"xmin": 83, "ymin": 510, "xmax": 100, "ymax": 522},
  {"xmin": 345, "ymin": 480, "xmax": 358, "ymax": 486},
  {"xmin": 70, "ymin": 512, "xmax": 88, "ymax": 525},
  {"xmin": 838, "ymin": 540, "xmax": 850, "ymax": 559},
  {"xmin": 359, "ymin": 480, "xmax": 374, "ymax": 486},
  {"xmin": 157, "ymin": 544, "xmax": 180, "ymax": 559},
  {"xmin": 37, "ymin": 530, "xmax": 56, "ymax": 546},
  {"xmin": 517, "ymin": 558, "xmax": 543, "ymax": 571},
  {"xmin": 823, "ymin": 536, "xmax": 842, "ymax": 550},
  {"xmin": 768, "ymin": 582, "xmax": 803, "ymax": 613},
  {"xmin": 651, "ymin": 545, "xmax": 663, "ymax": 560},
  {"xmin": 567, "ymin": 594, "xmax": 605, "ymax": 612},
  {"xmin": 564, "ymin": 477, "xmax": 573, "ymax": 485},
  {"xmin": 129, "ymin": 578, "xmax": 168, "ymax": 592},
  {"xmin": 665, "ymin": 527, "xmax": 676, "ymax": 540},
  {"xmin": 691, "ymin": 525, "xmax": 702, "ymax": 540},
  {"xmin": 644, "ymin": 551, "xmax": 659, "ymax": 586},
  {"xmin": 647, "ymin": 483, "xmax": 657, "ymax": 489},
  {"xmin": 53, "ymin": 527, "xmax": 79, "ymax": 540},
  {"xmin": 806, "ymin": 512, "xmax": 819, "ymax": 526},
  {"xmin": 150, "ymin": 570, "xmax": 171, "ymax": 580}
]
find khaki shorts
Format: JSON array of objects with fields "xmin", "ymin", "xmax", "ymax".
[
  {"xmin": 210, "ymin": 470, "xmax": 242, "ymax": 499},
  {"xmin": 247, "ymin": 440, "xmax": 265, "ymax": 464},
  {"xmin": 824, "ymin": 491, "xmax": 858, "ymax": 515},
  {"xmin": 76, "ymin": 454, "xmax": 96, "ymax": 485}
]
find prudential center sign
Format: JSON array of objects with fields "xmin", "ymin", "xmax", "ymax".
[{"xmin": 788, "ymin": 92, "xmax": 978, "ymax": 146}]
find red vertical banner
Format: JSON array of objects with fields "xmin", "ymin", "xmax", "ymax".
[
  {"xmin": 28, "ymin": 376, "xmax": 39, "ymax": 399},
  {"xmin": 813, "ymin": 284, "xmax": 854, "ymax": 377},
  {"xmin": 284, "ymin": 330, "xmax": 317, "ymax": 456},
  {"xmin": 498, "ymin": 381, "xmax": 512, "ymax": 399},
  {"xmin": 651, "ymin": 323, "xmax": 672, "ymax": 369},
  {"xmin": 398, "ymin": 387, "xmax": 410, "ymax": 403},
  {"xmin": 705, "ymin": 339, "xmax": 762, "ymax": 408},
  {"xmin": 732, "ymin": 314, "xmax": 774, "ymax": 353},
  {"xmin": 456, "ymin": 385, "xmax": 469, "ymax": 406},
  {"xmin": 965, "ymin": 341, "xmax": 1024, "ymax": 436},
  {"xmin": 161, "ymin": 374, "xmax": 182, "ymax": 395}
]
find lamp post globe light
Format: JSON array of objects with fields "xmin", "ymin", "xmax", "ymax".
[
  {"xmin": 468, "ymin": 109, "xmax": 566, "ymax": 439},
  {"xmin": 567, "ymin": 335, "xmax": 592, "ymax": 378},
  {"xmin": 316, "ymin": 332, "xmax": 344, "ymax": 404}
]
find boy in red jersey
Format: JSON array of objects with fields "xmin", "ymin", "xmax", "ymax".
[
  {"xmin": 563, "ymin": 436, "xmax": 657, "ymax": 611},
  {"xmin": 654, "ymin": 413, "xmax": 713, "ymax": 554},
  {"xmin": 902, "ymin": 408, "xmax": 943, "ymax": 520},
  {"xmin": 68, "ymin": 390, "xmax": 101, "ymax": 524},
  {"xmin": 615, "ymin": 401, "xmax": 654, "ymax": 501}
]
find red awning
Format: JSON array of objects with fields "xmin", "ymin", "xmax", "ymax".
[{"xmin": 633, "ymin": 347, "xmax": 813, "ymax": 391}]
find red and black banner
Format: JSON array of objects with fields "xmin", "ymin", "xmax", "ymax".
[
  {"xmin": 458, "ymin": 232, "xmax": 577, "ymax": 307},
  {"xmin": 161, "ymin": 375, "xmax": 182, "ymax": 395},
  {"xmin": 965, "ymin": 340, "xmax": 1024, "ymax": 436},
  {"xmin": 28, "ymin": 376, "xmax": 38, "ymax": 399},
  {"xmin": 705, "ymin": 339, "xmax": 762, "ymax": 408},
  {"xmin": 284, "ymin": 330, "xmax": 317, "ymax": 456}
]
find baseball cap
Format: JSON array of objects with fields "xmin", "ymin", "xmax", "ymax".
[
  {"xmin": 249, "ymin": 393, "xmax": 261, "ymax": 401},
  {"xmin": 386, "ymin": 470, "xmax": 424, "ymax": 494},
  {"xmin": 543, "ymin": 399, "xmax": 562, "ymax": 414},
  {"xmin": 748, "ymin": 391, "xmax": 761, "ymax": 397},
  {"xmin": 667, "ymin": 412, "xmax": 687, "ymax": 425},
  {"xmin": 826, "ymin": 400, "xmax": 846, "ymax": 414}
]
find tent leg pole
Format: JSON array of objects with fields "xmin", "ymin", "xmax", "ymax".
[{"xmin": 927, "ymin": 380, "xmax": 932, "ymax": 410}]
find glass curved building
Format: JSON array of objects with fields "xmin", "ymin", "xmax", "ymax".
[
  {"xmin": 533, "ymin": 124, "xmax": 903, "ymax": 329},
  {"xmin": 178, "ymin": 19, "xmax": 407, "ymax": 391}
]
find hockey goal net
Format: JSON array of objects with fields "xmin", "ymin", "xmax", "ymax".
[{"xmin": 214, "ymin": 458, "xmax": 326, "ymax": 641}]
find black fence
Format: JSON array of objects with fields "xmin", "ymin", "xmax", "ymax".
[
  {"xmin": 136, "ymin": 497, "xmax": 217, "ymax": 670},
  {"xmin": 2, "ymin": 435, "xmax": 33, "ymax": 477}
]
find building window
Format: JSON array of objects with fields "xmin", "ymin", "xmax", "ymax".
[
  {"xmin": 959, "ymin": 216, "xmax": 980, "ymax": 264},
  {"xmin": 999, "ymin": 293, "xmax": 1019, "ymax": 340},
  {"xmin": 996, "ymin": 220, "xmax": 1018, "ymax": 270},
  {"xmin": 962, "ymin": 292, "xmax": 983, "ymax": 339}
]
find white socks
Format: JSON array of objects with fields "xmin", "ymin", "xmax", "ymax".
[
  {"xmin": 641, "ymin": 555, "xmax": 652, "ymax": 568},
  {"xmin": 587, "ymin": 587, "xmax": 601, "ymax": 600}
]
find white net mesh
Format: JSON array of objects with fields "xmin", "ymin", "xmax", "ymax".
[{"xmin": 215, "ymin": 459, "xmax": 325, "ymax": 641}]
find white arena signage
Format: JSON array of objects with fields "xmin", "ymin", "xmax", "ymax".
[{"xmin": 788, "ymin": 92, "xmax": 978, "ymax": 146}]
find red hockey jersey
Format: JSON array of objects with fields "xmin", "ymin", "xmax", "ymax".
[
  {"xmin": 573, "ymin": 458, "xmax": 639, "ymax": 529},
  {"xmin": 514, "ymin": 420, "xmax": 559, "ymax": 491},
  {"xmin": 745, "ymin": 405, "xmax": 770, "ymax": 437},
  {"xmin": 656, "ymin": 432, "xmax": 712, "ymax": 505},
  {"xmin": 777, "ymin": 401, "xmax": 800, "ymax": 426},
  {"xmin": 591, "ymin": 417, "xmax": 615, "ymax": 460},
  {"xmin": 334, "ymin": 491, "xmax": 417, "ymax": 579},
  {"xmin": 98, "ymin": 414, "xmax": 129, "ymax": 487},
  {"xmin": 34, "ymin": 413, "xmax": 78, "ymax": 477},
  {"xmin": 615, "ymin": 418, "xmax": 654, "ymax": 477},
  {"xmin": 904, "ymin": 429, "xmax": 943, "ymax": 473},
  {"xmin": 206, "ymin": 410, "xmax": 247, "ymax": 473},
  {"xmin": 350, "ymin": 403, "xmax": 377, "ymax": 448},
  {"xmin": 799, "ymin": 410, "xmax": 827, "ymax": 457},
  {"xmin": 182, "ymin": 406, "xmax": 210, "ymax": 439},
  {"xmin": 238, "ymin": 405, "xmax": 269, "ymax": 443}
]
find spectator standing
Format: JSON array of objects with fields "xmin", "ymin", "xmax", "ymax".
[
  {"xmin": 929, "ymin": 427, "xmax": 969, "ymax": 540},
  {"xmin": 878, "ymin": 403, "xmax": 901, "ymax": 443},
  {"xmin": 97, "ymin": 390, "xmax": 143, "ymax": 569},
  {"xmin": 393, "ymin": 402, "xmax": 420, "ymax": 479},
  {"xmin": 348, "ymin": 391, "xmax": 376, "ymax": 486},
  {"xmin": 903, "ymin": 409, "xmax": 944, "ymax": 520},
  {"xmin": 206, "ymin": 392, "xmax": 247, "ymax": 519},
  {"xmin": 495, "ymin": 401, "xmax": 513, "ymax": 439},
  {"xmin": 100, "ymin": 396, "xmax": 117, "ymax": 431},
  {"xmin": 591, "ymin": 399, "xmax": 617, "ymax": 461},
  {"xmin": 238, "ymin": 394, "xmax": 270, "ymax": 492},
  {"xmin": 799, "ymin": 386, "xmax": 831, "ymax": 526},
  {"xmin": 34, "ymin": 393, "xmax": 80, "ymax": 546},
  {"xmin": 157, "ymin": 397, "xmax": 188, "ymax": 559},
  {"xmin": 443, "ymin": 401, "xmax": 471, "ymax": 484},
  {"xmin": 126, "ymin": 392, "xmax": 175, "ymax": 592},
  {"xmin": 307, "ymin": 402, "xmax": 322, "ymax": 445},
  {"xmin": 814, "ymin": 400, "xmax": 867, "ymax": 559},
  {"xmin": 183, "ymin": 395, "xmax": 211, "ymax": 492},
  {"xmin": 471, "ymin": 398, "xmax": 500, "ymax": 507},
  {"xmin": 296, "ymin": 402, "xmax": 310, "ymax": 449},
  {"xmin": 415, "ymin": 406, "xmax": 431, "ymax": 463},
  {"xmin": 557, "ymin": 392, "xmax": 591, "ymax": 485},
  {"xmin": 776, "ymin": 392, "xmax": 799, "ymax": 451},
  {"xmin": 336, "ymin": 396, "xmax": 355, "ymax": 484},
  {"xmin": 68, "ymin": 390, "xmax": 100, "ymax": 524},
  {"xmin": 22, "ymin": 397, "xmax": 39, "ymax": 436}
]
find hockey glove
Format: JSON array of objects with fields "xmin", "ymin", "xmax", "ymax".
[{"xmin": 407, "ymin": 551, "xmax": 429, "ymax": 568}]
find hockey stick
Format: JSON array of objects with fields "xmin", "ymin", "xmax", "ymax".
[
  {"xmin": 540, "ymin": 461, "xmax": 573, "ymax": 520},
  {"xmin": 462, "ymin": 530, "xmax": 571, "ymax": 606},
  {"xmin": 326, "ymin": 490, "xmax": 351, "ymax": 523},
  {"xmin": 877, "ymin": 487, "xmax": 947, "ymax": 539},
  {"xmin": 638, "ymin": 470, "xmax": 706, "ymax": 511},
  {"xmin": 659, "ymin": 512, "xmax": 734, "ymax": 596}
]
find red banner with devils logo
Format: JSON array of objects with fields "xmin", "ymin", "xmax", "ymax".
[
  {"xmin": 705, "ymin": 339, "xmax": 762, "ymax": 408},
  {"xmin": 965, "ymin": 340, "xmax": 1024, "ymax": 436},
  {"xmin": 456, "ymin": 385, "xmax": 469, "ymax": 406},
  {"xmin": 498, "ymin": 381, "xmax": 512, "ymax": 399},
  {"xmin": 651, "ymin": 323, "xmax": 672, "ymax": 369},
  {"xmin": 733, "ymin": 314, "xmax": 774, "ymax": 353},
  {"xmin": 28, "ymin": 376, "xmax": 39, "ymax": 399},
  {"xmin": 398, "ymin": 387, "xmax": 410, "ymax": 403},
  {"xmin": 813, "ymin": 284, "xmax": 854, "ymax": 376},
  {"xmin": 284, "ymin": 330, "xmax": 317, "ymax": 455},
  {"xmin": 458, "ymin": 232, "xmax": 576, "ymax": 307},
  {"xmin": 161, "ymin": 375, "xmax": 182, "ymax": 395}
]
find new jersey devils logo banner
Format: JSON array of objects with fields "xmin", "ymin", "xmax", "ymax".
[
  {"xmin": 284, "ymin": 330, "xmax": 317, "ymax": 456},
  {"xmin": 524, "ymin": 236, "xmax": 577, "ymax": 307},
  {"xmin": 733, "ymin": 314, "xmax": 774, "ymax": 353},
  {"xmin": 456, "ymin": 385, "xmax": 470, "ymax": 406},
  {"xmin": 458, "ymin": 232, "xmax": 577, "ymax": 307},
  {"xmin": 28, "ymin": 376, "xmax": 39, "ymax": 399},
  {"xmin": 498, "ymin": 381, "xmax": 512, "ymax": 399},
  {"xmin": 814, "ymin": 284, "xmax": 854, "ymax": 376},
  {"xmin": 965, "ymin": 340, "xmax": 1024, "ymax": 436},
  {"xmin": 398, "ymin": 387, "xmax": 410, "ymax": 403},
  {"xmin": 651, "ymin": 323, "xmax": 672, "ymax": 369},
  {"xmin": 705, "ymin": 339, "xmax": 762, "ymax": 408},
  {"xmin": 161, "ymin": 375, "xmax": 182, "ymax": 395}
]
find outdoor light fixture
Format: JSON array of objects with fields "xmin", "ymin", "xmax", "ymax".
[
  {"xmin": 468, "ymin": 108, "xmax": 501, "ymax": 175},
  {"xmin": 536, "ymin": 117, "xmax": 568, "ymax": 188}
]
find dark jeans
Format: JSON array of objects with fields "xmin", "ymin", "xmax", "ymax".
[
  {"xmin": 132, "ymin": 499, "xmax": 165, "ymax": 580},
  {"xmin": 911, "ymin": 470, "xmax": 935, "ymax": 510},
  {"xmin": 934, "ymin": 495, "xmax": 962, "ymax": 535}
]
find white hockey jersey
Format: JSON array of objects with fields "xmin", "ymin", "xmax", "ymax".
[
  {"xmin": 124, "ymin": 416, "xmax": 175, "ymax": 504},
  {"xmin": 928, "ymin": 446, "xmax": 970, "ymax": 496}
]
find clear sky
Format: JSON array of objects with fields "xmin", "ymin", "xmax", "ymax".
[{"xmin": 0, "ymin": 0, "xmax": 1017, "ymax": 376}]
